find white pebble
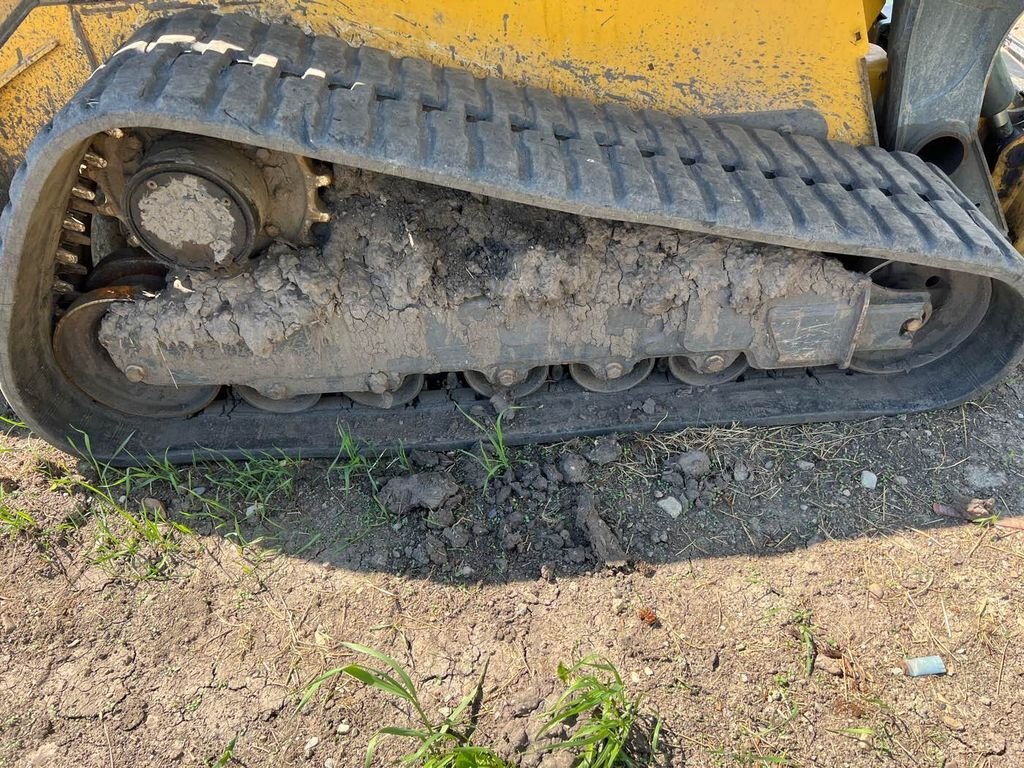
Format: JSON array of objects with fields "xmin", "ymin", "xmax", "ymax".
[
  {"xmin": 303, "ymin": 736, "xmax": 319, "ymax": 759},
  {"xmin": 656, "ymin": 496, "xmax": 683, "ymax": 519},
  {"xmin": 860, "ymin": 470, "xmax": 878, "ymax": 490}
]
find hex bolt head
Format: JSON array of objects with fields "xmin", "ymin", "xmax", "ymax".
[
  {"xmin": 704, "ymin": 354, "xmax": 727, "ymax": 373},
  {"xmin": 255, "ymin": 147, "xmax": 272, "ymax": 162},
  {"xmin": 124, "ymin": 364, "xmax": 146, "ymax": 383},
  {"xmin": 604, "ymin": 362, "xmax": 624, "ymax": 380},
  {"xmin": 496, "ymin": 368, "xmax": 518, "ymax": 387},
  {"xmin": 264, "ymin": 223, "xmax": 281, "ymax": 238}
]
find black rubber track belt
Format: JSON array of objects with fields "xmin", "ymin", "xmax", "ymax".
[{"xmin": 1, "ymin": 10, "xmax": 1024, "ymax": 462}]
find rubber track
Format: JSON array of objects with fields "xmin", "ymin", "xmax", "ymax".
[
  {"xmin": 77, "ymin": 11, "xmax": 1021, "ymax": 276},
  {"xmin": 1, "ymin": 9, "xmax": 1024, "ymax": 463}
]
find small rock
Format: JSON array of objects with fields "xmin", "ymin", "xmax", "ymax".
[
  {"xmin": 965, "ymin": 464, "xmax": 1008, "ymax": 490},
  {"xmin": 860, "ymin": 470, "xmax": 878, "ymax": 490},
  {"xmin": 559, "ymin": 453, "xmax": 590, "ymax": 484},
  {"xmin": 732, "ymin": 462, "xmax": 750, "ymax": 482},
  {"xmin": 192, "ymin": 485, "xmax": 206, "ymax": 496},
  {"xmin": 141, "ymin": 497, "xmax": 165, "ymax": 515},
  {"xmin": 542, "ymin": 463, "xmax": 563, "ymax": 483},
  {"xmin": 675, "ymin": 450, "xmax": 711, "ymax": 478},
  {"xmin": 894, "ymin": 475, "xmax": 909, "ymax": 486},
  {"xmin": 587, "ymin": 437, "xmax": 622, "ymax": 466},
  {"xmin": 502, "ymin": 531, "xmax": 523, "ymax": 551},
  {"xmin": 410, "ymin": 545, "xmax": 430, "ymax": 566},
  {"xmin": 324, "ymin": 760, "xmax": 336, "ymax": 768},
  {"xmin": 867, "ymin": 583, "xmax": 885, "ymax": 599},
  {"xmin": 302, "ymin": 736, "xmax": 319, "ymax": 759},
  {"xmin": 427, "ymin": 506, "xmax": 455, "ymax": 528},
  {"xmin": 409, "ymin": 450, "xmax": 440, "ymax": 468},
  {"xmin": 380, "ymin": 472, "xmax": 459, "ymax": 513},
  {"xmin": 444, "ymin": 524, "xmax": 471, "ymax": 549},
  {"xmin": 244, "ymin": 503, "xmax": 261, "ymax": 522},
  {"xmin": 336, "ymin": 723, "xmax": 351, "ymax": 735},
  {"xmin": 575, "ymin": 490, "xmax": 626, "ymax": 566},
  {"xmin": 641, "ymin": 398, "xmax": 656, "ymax": 415},
  {"xmin": 423, "ymin": 534, "xmax": 448, "ymax": 565},
  {"xmin": 796, "ymin": 460, "xmax": 815, "ymax": 471},
  {"xmin": 611, "ymin": 598, "xmax": 626, "ymax": 614},
  {"xmin": 656, "ymin": 496, "xmax": 684, "ymax": 519},
  {"xmin": 565, "ymin": 547, "xmax": 587, "ymax": 563},
  {"xmin": 509, "ymin": 689, "xmax": 542, "ymax": 717},
  {"xmin": 539, "ymin": 563, "xmax": 555, "ymax": 582},
  {"xmin": 941, "ymin": 714, "xmax": 965, "ymax": 732}
]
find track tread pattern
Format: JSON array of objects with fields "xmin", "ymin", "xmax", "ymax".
[{"xmin": 68, "ymin": 10, "xmax": 1020, "ymax": 275}]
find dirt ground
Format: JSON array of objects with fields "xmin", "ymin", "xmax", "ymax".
[{"xmin": 1, "ymin": 360, "xmax": 1023, "ymax": 767}]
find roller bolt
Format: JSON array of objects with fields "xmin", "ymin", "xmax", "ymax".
[
  {"xmin": 367, "ymin": 372, "xmax": 390, "ymax": 394},
  {"xmin": 704, "ymin": 354, "xmax": 727, "ymax": 373},
  {"xmin": 265, "ymin": 223, "xmax": 281, "ymax": 237},
  {"xmin": 496, "ymin": 368, "xmax": 517, "ymax": 387},
  {"xmin": 903, "ymin": 317, "xmax": 926, "ymax": 335},
  {"xmin": 124, "ymin": 364, "xmax": 146, "ymax": 383},
  {"xmin": 604, "ymin": 362, "xmax": 624, "ymax": 380},
  {"xmin": 255, "ymin": 147, "xmax": 272, "ymax": 162},
  {"xmin": 265, "ymin": 383, "xmax": 288, "ymax": 400}
]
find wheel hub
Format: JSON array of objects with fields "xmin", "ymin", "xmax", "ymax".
[{"xmin": 124, "ymin": 140, "xmax": 269, "ymax": 272}]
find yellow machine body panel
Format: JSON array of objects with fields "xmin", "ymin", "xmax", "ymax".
[{"xmin": 0, "ymin": 0, "xmax": 879, "ymax": 174}]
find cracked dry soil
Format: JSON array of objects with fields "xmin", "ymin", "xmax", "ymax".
[{"xmin": 1, "ymin": 361, "xmax": 1023, "ymax": 767}]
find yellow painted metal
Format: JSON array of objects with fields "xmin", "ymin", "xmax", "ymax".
[
  {"xmin": 863, "ymin": 0, "xmax": 886, "ymax": 25},
  {"xmin": 0, "ymin": 0, "xmax": 879, "ymax": 181},
  {"xmin": 992, "ymin": 134, "xmax": 1024, "ymax": 251}
]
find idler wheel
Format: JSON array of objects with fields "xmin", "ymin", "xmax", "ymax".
[{"xmin": 53, "ymin": 287, "xmax": 220, "ymax": 419}]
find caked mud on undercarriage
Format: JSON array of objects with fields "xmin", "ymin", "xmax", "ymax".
[{"xmin": 1, "ymin": 10, "xmax": 1023, "ymax": 461}]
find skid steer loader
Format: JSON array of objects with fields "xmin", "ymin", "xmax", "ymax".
[{"xmin": 0, "ymin": 0, "xmax": 1022, "ymax": 461}]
